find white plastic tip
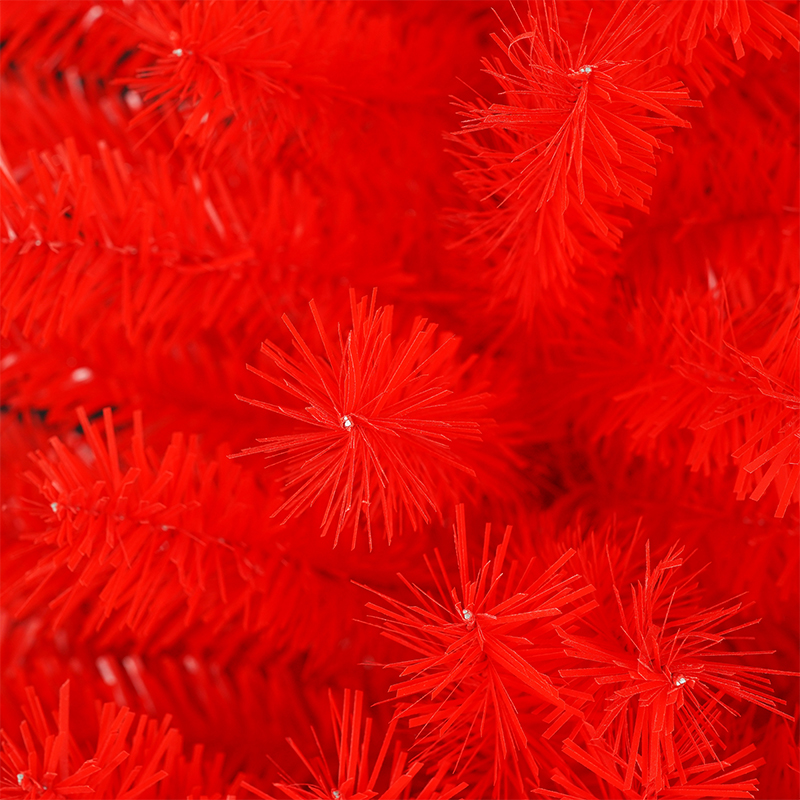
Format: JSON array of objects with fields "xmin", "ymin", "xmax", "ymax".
[
  {"xmin": 71, "ymin": 367, "xmax": 93, "ymax": 383},
  {"xmin": 342, "ymin": 415, "xmax": 353, "ymax": 430},
  {"xmin": 172, "ymin": 48, "xmax": 183, "ymax": 56},
  {"xmin": 17, "ymin": 774, "xmax": 24, "ymax": 786},
  {"xmin": 579, "ymin": 66, "xmax": 592, "ymax": 74},
  {"xmin": 50, "ymin": 502, "xmax": 59, "ymax": 513},
  {"xmin": 332, "ymin": 792, "xmax": 341, "ymax": 800},
  {"xmin": 462, "ymin": 609, "xmax": 473, "ymax": 622},
  {"xmin": 675, "ymin": 675, "xmax": 687, "ymax": 687},
  {"xmin": 125, "ymin": 90, "xmax": 143, "ymax": 111}
]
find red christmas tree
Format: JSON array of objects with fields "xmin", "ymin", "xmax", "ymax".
[{"xmin": 1, "ymin": 2, "xmax": 798, "ymax": 799}]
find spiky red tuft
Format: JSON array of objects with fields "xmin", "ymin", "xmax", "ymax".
[
  {"xmin": 232, "ymin": 291, "xmax": 486, "ymax": 548},
  {"xmin": 363, "ymin": 505, "xmax": 596, "ymax": 792},
  {"xmin": 451, "ymin": 0, "xmax": 700, "ymax": 316},
  {"xmin": 557, "ymin": 541, "xmax": 795, "ymax": 796}
]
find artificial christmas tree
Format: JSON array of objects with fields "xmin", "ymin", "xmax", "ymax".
[{"xmin": 1, "ymin": 2, "xmax": 798, "ymax": 798}]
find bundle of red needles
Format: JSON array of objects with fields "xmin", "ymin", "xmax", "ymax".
[{"xmin": 1, "ymin": 2, "xmax": 798, "ymax": 798}]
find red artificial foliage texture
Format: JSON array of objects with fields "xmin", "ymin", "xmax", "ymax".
[
  {"xmin": 232, "ymin": 291, "xmax": 486, "ymax": 548},
  {"xmin": 1, "ymin": 2, "xmax": 798, "ymax": 799}
]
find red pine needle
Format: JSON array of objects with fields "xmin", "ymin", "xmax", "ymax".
[
  {"xmin": 558, "ymin": 542, "xmax": 796, "ymax": 795},
  {"xmin": 231, "ymin": 291, "xmax": 486, "ymax": 549},
  {"xmin": 362, "ymin": 505, "xmax": 596, "ymax": 789},
  {"xmin": 451, "ymin": 0, "xmax": 701, "ymax": 316},
  {"xmin": 241, "ymin": 689, "xmax": 465, "ymax": 800}
]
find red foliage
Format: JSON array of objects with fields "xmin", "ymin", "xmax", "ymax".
[
  {"xmin": 1, "ymin": 1, "xmax": 798, "ymax": 798},
  {"xmin": 232, "ymin": 292, "xmax": 486, "ymax": 548},
  {"xmin": 655, "ymin": 0, "xmax": 800, "ymax": 64},
  {"xmin": 1, "ymin": 407, "xmax": 270, "ymax": 649},
  {"xmin": 0, "ymin": 1, "xmax": 148, "ymax": 86},
  {"xmin": 363, "ymin": 505, "xmax": 596, "ymax": 793},
  {"xmin": 544, "ymin": 740, "xmax": 766, "ymax": 799},
  {"xmin": 113, "ymin": 0, "xmax": 347, "ymax": 164},
  {"xmin": 700, "ymin": 296, "xmax": 800, "ymax": 515},
  {"xmin": 0, "ymin": 680, "xmax": 235, "ymax": 799},
  {"xmin": 241, "ymin": 689, "xmax": 466, "ymax": 800},
  {"xmin": 451, "ymin": 0, "xmax": 700, "ymax": 317},
  {"xmin": 557, "ymin": 542, "xmax": 795, "ymax": 796}
]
